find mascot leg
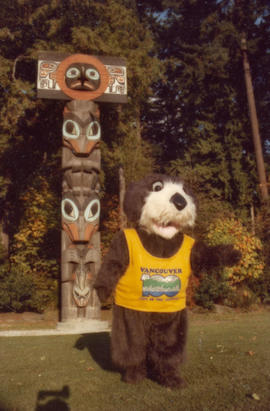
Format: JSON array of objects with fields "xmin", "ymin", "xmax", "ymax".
[
  {"xmin": 146, "ymin": 309, "xmax": 188, "ymax": 388},
  {"xmin": 111, "ymin": 305, "xmax": 147, "ymax": 383}
]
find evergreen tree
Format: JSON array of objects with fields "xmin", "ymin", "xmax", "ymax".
[{"xmin": 141, "ymin": 0, "xmax": 270, "ymax": 213}]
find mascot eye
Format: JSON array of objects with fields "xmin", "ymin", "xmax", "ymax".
[{"xmin": 152, "ymin": 181, "xmax": 163, "ymax": 192}]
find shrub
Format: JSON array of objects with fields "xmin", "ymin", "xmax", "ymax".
[
  {"xmin": 9, "ymin": 175, "xmax": 60, "ymax": 311},
  {"xmin": 0, "ymin": 264, "xmax": 34, "ymax": 312},
  {"xmin": 206, "ymin": 217, "xmax": 264, "ymax": 286},
  {"xmin": 194, "ymin": 273, "xmax": 232, "ymax": 309},
  {"xmin": 255, "ymin": 202, "xmax": 270, "ymax": 303},
  {"xmin": 194, "ymin": 216, "xmax": 264, "ymax": 309}
]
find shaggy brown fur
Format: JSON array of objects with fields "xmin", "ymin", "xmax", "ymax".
[{"xmin": 94, "ymin": 174, "xmax": 241, "ymax": 388}]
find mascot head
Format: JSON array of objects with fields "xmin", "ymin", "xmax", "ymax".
[{"xmin": 124, "ymin": 174, "xmax": 196, "ymax": 240}]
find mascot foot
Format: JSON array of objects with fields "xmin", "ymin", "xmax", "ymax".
[
  {"xmin": 163, "ymin": 375, "xmax": 187, "ymax": 389},
  {"xmin": 122, "ymin": 366, "xmax": 146, "ymax": 384},
  {"xmin": 152, "ymin": 372, "xmax": 187, "ymax": 389}
]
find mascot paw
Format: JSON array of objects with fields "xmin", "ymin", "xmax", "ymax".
[
  {"xmin": 222, "ymin": 245, "xmax": 241, "ymax": 266},
  {"xmin": 95, "ymin": 287, "xmax": 110, "ymax": 303}
]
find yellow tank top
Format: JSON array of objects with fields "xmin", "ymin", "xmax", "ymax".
[{"xmin": 115, "ymin": 229, "xmax": 195, "ymax": 312}]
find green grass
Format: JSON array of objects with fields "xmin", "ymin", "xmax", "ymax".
[{"xmin": 0, "ymin": 311, "xmax": 270, "ymax": 411}]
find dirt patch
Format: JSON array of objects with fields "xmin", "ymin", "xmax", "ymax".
[{"xmin": 0, "ymin": 311, "xmax": 59, "ymax": 330}]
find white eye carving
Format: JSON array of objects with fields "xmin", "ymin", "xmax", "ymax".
[
  {"xmin": 62, "ymin": 199, "xmax": 79, "ymax": 222},
  {"xmin": 152, "ymin": 181, "xmax": 163, "ymax": 192},
  {"xmin": 86, "ymin": 121, "xmax": 101, "ymax": 140},
  {"xmin": 63, "ymin": 119, "xmax": 80, "ymax": 139},
  {"xmin": 84, "ymin": 199, "xmax": 100, "ymax": 222},
  {"xmin": 66, "ymin": 67, "xmax": 80, "ymax": 79},
  {"xmin": 85, "ymin": 68, "xmax": 100, "ymax": 81}
]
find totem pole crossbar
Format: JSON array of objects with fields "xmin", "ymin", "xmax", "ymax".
[{"xmin": 37, "ymin": 51, "xmax": 127, "ymax": 329}]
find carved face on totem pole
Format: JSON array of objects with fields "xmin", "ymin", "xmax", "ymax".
[
  {"xmin": 65, "ymin": 63, "xmax": 101, "ymax": 91},
  {"xmin": 37, "ymin": 51, "xmax": 128, "ymax": 103},
  {"xmin": 62, "ymin": 247, "xmax": 100, "ymax": 308},
  {"xmin": 62, "ymin": 101, "xmax": 101, "ymax": 156},
  {"xmin": 56, "ymin": 54, "xmax": 109, "ymax": 101},
  {"xmin": 61, "ymin": 192, "xmax": 100, "ymax": 243},
  {"xmin": 61, "ymin": 100, "xmax": 101, "ymax": 199}
]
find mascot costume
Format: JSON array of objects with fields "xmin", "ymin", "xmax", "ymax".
[{"xmin": 94, "ymin": 174, "xmax": 241, "ymax": 388}]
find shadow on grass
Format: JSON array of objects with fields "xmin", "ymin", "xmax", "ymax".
[
  {"xmin": 74, "ymin": 332, "xmax": 115, "ymax": 372},
  {"xmin": 35, "ymin": 385, "xmax": 70, "ymax": 411}
]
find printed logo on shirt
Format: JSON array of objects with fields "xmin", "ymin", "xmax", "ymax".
[{"xmin": 141, "ymin": 273, "xmax": 181, "ymax": 297}]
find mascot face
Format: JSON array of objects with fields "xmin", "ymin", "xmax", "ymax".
[{"xmin": 124, "ymin": 175, "xmax": 196, "ymax": 240}]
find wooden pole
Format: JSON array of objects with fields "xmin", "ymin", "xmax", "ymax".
[
  {"xmin": 241, "ymin": 36, "xmax": 268, "ymax": 202},
  {"xmin": 37, "ymin": 52, "xmax": 127, "ymax": 322},
  {"xmin": 119, "ymin": 166, "xmax": 127, "ymax": 229}
]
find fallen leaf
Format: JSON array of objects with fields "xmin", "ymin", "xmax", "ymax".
[
  {"xmin": 40, "ymin": 356, "xmax": 46, "ymax": 361},
  {"xmin": 87, "ymin": 367, "xmax": 95, "ymax": 371},
  {"xmin": 251, "ymin": 393, "xmax": 260, "ymax": 401},
  {"xmin": 217, "ymin": 344, "xmax": 225, "ymax": 352},
  {"xmin": 247, "ymin": 351, "xmax": 255, "ymax": 356}
]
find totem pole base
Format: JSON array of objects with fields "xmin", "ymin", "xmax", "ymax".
[{"xmin": 57, "ymin": 318, "xmax": 110, "ymax": 334}]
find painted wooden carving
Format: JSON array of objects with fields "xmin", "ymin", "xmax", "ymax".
[
  {"xmin": 61, "ymin": 101, "xmax": 101, "ymax": 320},
  {"xmin": 37, "ymin": 52, "xmax": 127, "ymax": 322},
  {"xmin": 37, "ymin": 52, "xmax": 127, "ymax": 103}
]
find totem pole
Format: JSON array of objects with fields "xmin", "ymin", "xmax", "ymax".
[{"xmin": 37, "ymin": 52, "xmax": 127, "ymax": 323}]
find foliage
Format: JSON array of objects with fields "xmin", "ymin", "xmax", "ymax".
[
  {"xmin": 9, "ymin": 174, "xmax": 60, "ymax": 311},
  {"xmin": 194, "ymin": 273, "xmax": 233, "ymax": 310},
  {"xmin": 100, "ymin": 195, "xmax": 121, "ymax": 256},
  {"xmin": 101, "ymin": 104, "xmax": 158, "ymax": 191},
  {"xmin": 141, "ymin": 0, "xmax": 270, "ymax": 211},
  {"xmin": 256, "ymin": 201, "xmax": 270, "ymax": 265},
  {"xmin": 254, "ymin": 201, "xmax": 270, "ymax": 303},
  {"xmin": 186, "ymin": 274, "xmax": 200, "ymax": 307},
  {"xmin": 0, "ymin": 263, "xmax": 34, "ymax": 312},
  {"xmin": 206, "ymin": 217, "xmax": 264, "ymax": 286},
  {"xmin": 194, "ymin": 216, "xmax": 265, "ymax": 309}
]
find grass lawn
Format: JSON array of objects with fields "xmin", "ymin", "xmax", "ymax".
[{"xmin": 0, "ymin": 310, "xmax": 269, "ymax": 411}]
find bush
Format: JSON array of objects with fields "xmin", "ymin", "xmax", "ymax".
[
  {"xmin": 0, "ymin": 264, "xmax": 34, "ymax": 312},
  {"xmin": 194, "ymin": 273, "xmax": 232, "ymax": 309},
  {"xmin": 255, "ymin": 202, "xmax": 270, "ymax": 303},
  {"xmin": 194, "ymin": 216, "xmax": 265, "ymax": 309},
  {"xmin": 0, "ymin": 263, "xmax": 58, "ymax": 313},
  {"xmin": 8, "ymin": 175, "xmax": 60, "ymax": 311},
  {"xmin": 206, "ymin": 217, "xmax": 264, "ymax": 286}
]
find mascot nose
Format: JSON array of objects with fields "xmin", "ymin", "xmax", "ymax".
[{"xmin": 170, "ymin": 193, "xmax": 187, "ymax": 211}]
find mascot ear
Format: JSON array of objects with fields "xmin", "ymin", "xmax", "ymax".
[{"xmin": 123, "ymin": 180, "xmax": 147, "ymax": 223}]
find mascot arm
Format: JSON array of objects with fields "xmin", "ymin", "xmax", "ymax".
[
  {"xmin": 94, "ymin": 230, "xmax": 129, "ymax": 303},
  {"xmin": 191, "ymin": 240, "xmax": 241, "ymax": 275}
]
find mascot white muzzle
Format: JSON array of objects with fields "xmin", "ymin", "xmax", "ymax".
[{"xmin": 139, "ymin": 179, "xmax": 196, "ymax": 239}]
